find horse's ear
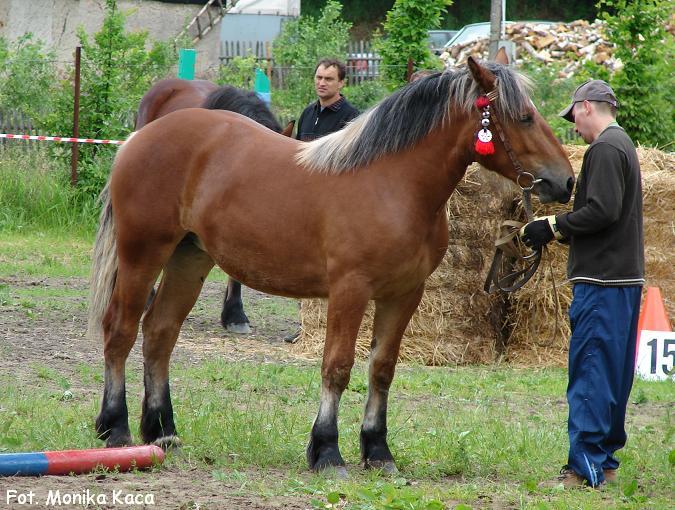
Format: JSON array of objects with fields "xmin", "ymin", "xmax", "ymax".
[
  {"xmin": 281, "ymin": 120, "xmax": 295, "ymax": 138},
  {"xmin": 494, "ymin": 47, "xmax": 509, "ymax": 65},
  {"xmin": 467, "ymin": 56, "xmax": 497, "ymax": 92}
]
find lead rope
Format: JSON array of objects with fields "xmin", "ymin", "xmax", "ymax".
[{"xmin": 480, "ymin": 88, "xmax": 562, "ymax": 341}]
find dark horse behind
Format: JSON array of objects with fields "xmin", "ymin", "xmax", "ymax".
[
  {"xmin": 135, "ymin": 78, "xmax": 294, "ymax": 334},
  {"xmin": 90, "ymin": 52, "xmax": 574, "ymax": 476}
]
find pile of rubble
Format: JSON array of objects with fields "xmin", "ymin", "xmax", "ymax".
[{"xmin": 440, "ymin": 20, "xmax": 621, "ymax": 78}]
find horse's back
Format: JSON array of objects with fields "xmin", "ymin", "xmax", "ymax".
[{"xmin": 115, "ymin": 108, "xmax": 300, "ymax": 223}]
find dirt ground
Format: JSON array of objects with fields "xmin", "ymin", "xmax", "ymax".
[{"xmin": 0, "ymin": 274, "xmax": 315, "ymax": 510}]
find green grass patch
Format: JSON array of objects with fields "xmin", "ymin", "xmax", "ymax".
[
  {"xmin": 0, "ymin": 230, "xmax": 93, "ymax": 277},
  {"xmin": 0, "ymin": 147, "xmax": 99, "ymax": 234},
  {"xmin": 0, "ymin": 362, "xmax": 672, "ymax": 508}
]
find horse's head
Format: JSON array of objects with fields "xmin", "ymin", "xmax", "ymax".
[{"xmin": 466, "ymin": 52, "xmax": 574, "ymax": 204}]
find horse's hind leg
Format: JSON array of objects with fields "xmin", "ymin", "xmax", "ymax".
[
  {"xmin": 97, "ymin": 262, "xmax": 166, "ymax": 447},
  {"xmin": 220, "ymin": 279, "xmax": 251, "ymax": 334},
  {"xmin": 307, "ymin": 279, "xmax": 371, "ymax": 476},
  {"xmin": 360, "ymin": 286, "xmax": 425, "ymax": 473},
  {"xmin": 140, "ymin": 237, "xmax": 214, "ymax": 447}
]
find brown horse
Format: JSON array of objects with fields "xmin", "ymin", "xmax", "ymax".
[
  {"xmin": 89, "ymin": 55, "xmax": 574, "ymax": 475},
  {"xmin": 135, "ymin": 78, "xmax": 294, "ymax": 334}
]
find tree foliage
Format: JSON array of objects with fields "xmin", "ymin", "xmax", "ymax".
[
  {"xmin": 598, "ymin": 0, "xmax": 673, "ymax": 148},
  {"xmin": 217, "ymin": 55, "xmax": 259, "ymax": 89},
  {"xmin": 41, "ymin": 0, "xmax": 175, "ymax": 197},
  {"xmin": 375, "ymin": 0, "xmax": 451, "ymax": 87},
  {"xmin": 0, "ymin": 34, "xmax": 57, "ymax": 119}
]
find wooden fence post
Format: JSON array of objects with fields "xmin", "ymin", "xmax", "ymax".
[
  {"xmin": 406, "ymin": 58, "xmax": 414, "ymax": 82},
  {"xmin": 71, "ymin": 46, "xmax": 81, "ymax": 187}
]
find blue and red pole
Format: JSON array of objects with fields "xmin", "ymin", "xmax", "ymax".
[{"xmin": 0, "ymin": 445, "xmax": 164, "ymax": 476}]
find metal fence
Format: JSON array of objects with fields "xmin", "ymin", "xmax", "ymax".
[
  {"xmin": 0, "ymin": 110, "xmax": 42, "ymax": 150},
  {"xmin": 220, "ymin": 39, "xmax": 382, "ymax": 86}
]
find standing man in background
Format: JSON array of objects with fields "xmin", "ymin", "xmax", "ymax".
[
  {"xmin": 296, "ymin": 58, "xmax": 359, "ymax": 141},
  {"xmin": 521, "ymin": 80, "xmax": 644, "ymax": 488}
]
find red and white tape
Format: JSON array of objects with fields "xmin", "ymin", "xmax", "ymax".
[{"xmin": 0, "ymin": 133, "xmax": 124, "ymax": 145}]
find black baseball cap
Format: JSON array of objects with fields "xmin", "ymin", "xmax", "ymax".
[{"xmin": 559, "ymin": 79, "xmax": 618, "ymax": 122}]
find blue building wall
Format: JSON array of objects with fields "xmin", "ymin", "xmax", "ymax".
[{"xmin": 219, "ymin": 14, "xmax": 292, "ymax": 42}]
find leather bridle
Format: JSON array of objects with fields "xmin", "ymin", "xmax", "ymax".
[{"xmin": 479, "ymin": 88, "xmax": 544, "ymax": 293}]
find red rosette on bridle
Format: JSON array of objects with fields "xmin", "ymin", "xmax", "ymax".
[
  {"xmin": 475, "ymin": 132, "xmax": 495, "ymax": 155},
  {"xmin": 474, "ymin": 95, "xmax": 495, "ymax": 155}
]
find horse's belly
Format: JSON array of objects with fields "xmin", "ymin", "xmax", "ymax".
[
  {"xmin": 202, "ymin": 236, "xmax": 329, "ymax": 298},
  {"xmin": 221, "ymin": 262, "xmax": 329, "ymax": 298}
]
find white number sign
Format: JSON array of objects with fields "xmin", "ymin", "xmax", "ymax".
[{"xmin": 635, "ymin": 330, "xmax": 675, "ymax": 381}]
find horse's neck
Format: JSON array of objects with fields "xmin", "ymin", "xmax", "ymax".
[{"xmin": 395, "ymin": 121, "xmax": 475, "ymax": 212}]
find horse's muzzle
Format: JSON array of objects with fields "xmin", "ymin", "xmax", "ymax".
[{"xmin": 536, "ymin": 170, "xmax": 574, "ymax": 204}]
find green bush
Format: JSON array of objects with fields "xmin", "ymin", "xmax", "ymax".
[
  {"xmin": 40, "ymin": 0, "xmax": 176, "ymax": 198},
  {"xmin": 375, "ymin": 0, "xmax": 451, "ymax": 88},
  {"xmin": 342, "ymin": 79, "xmax": 390, "ymax": 112},
  {"xmin": 0, "ymin": 33, "xmax": 57, "ymax": 119},
  {"xmin": 599, "ymin": 0, "xmax": 673, "ymax": 148},
  {"xmin": 217, "ymin": 55, "xmax": 259, "ymax": 89}
]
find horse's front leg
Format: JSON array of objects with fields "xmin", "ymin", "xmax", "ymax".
[
  {"xmin": 307, "ymin": 280, "xmax": 371, "ymax": 476},
  {"xmin": 220, "ymin": 279, "xmax": 251, "ymax": 334},
  {"xmin": 361, "ymin": 285, "xmax": 425, "ymax": 473}
]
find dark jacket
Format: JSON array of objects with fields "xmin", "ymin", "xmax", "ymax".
[
  {"xmin": 296, "ymin": 95, "xmax": 359, "ymax": 141},
  {"xmin": 556, "ymin": 125, "xmax": 644, "ymax": 286}
]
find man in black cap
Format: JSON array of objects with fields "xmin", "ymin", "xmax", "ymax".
[
  {"xmin": 521, "ymin": 80, "xmax": 644, "ymax": 488},
  {"xmin": 295, "ymin": 58, "xmax": 359, "ymax": 142}
]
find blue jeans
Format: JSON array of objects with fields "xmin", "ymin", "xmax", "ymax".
[{"xmin": 566, "ymin": 283, "xmax": 642, "ymax": 486}]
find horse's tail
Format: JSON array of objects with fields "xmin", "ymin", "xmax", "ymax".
[{"xmin": 87, "ymin": 181, "xmax": 118, "ymax": 341}]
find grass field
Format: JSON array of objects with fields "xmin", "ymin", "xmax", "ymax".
[{"xmin": 1, "ymin": 224, "xmax": 673, "ymax": 506}]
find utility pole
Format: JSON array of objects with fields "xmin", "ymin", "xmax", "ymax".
[{"xmin": 488, "ymin": 0, "xmax": 502, "ymax": 60}]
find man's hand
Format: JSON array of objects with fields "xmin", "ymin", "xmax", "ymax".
[{"xmin": 519, "ymin": 215, "xmax": 563, "ymax": 249}]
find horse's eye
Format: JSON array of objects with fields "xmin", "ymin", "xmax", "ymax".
[{"xmin": 521, "ymin": 114, "xmax": 534, "ymax": 124}]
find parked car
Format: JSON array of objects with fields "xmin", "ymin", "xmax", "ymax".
[
  {"xmin": 427, "ymin": 29, "xmax": 458, "ymax": 55},
  {"xmin": 442, "ymin": 21, "xmax": 556, "ymax": 49}
]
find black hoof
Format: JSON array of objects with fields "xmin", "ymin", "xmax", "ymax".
[
  {"xmin": 225, "ymin": 322, "xmax": 251, "ymax": 334},
  {"xmin": 140, "ymin": 412, "xmax": 176, "ymax": 446},
  {"xmin": 363, "ymin": 459, "xmax": 398, "ymax": 474},
  {"xmin": 360, "ymin": 428, "xmax": 396, "ymax": 472},
  {"xmin": 96, "ymin": 414, "xmax": 132, "ymax": 447},
  {"xmin": 220, "ymin": 303, "xmax": 250, "ymax": 333},
  {"xmin": 307, "ymin": 436, "xmax": 345, "ymax": 472}
]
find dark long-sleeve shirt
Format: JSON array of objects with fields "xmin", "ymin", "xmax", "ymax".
[
  {"xmin": 556, "ymin": 125, "xmax": 644, "ymax": 286},
  {"xmin": 295, "ymin": 95, "xmax": 359, "ymax": 141}
]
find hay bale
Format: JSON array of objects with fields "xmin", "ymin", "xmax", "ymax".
[{"xmin": 294, "ymin": 146, "xmax": 675, "ymax": 367}]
